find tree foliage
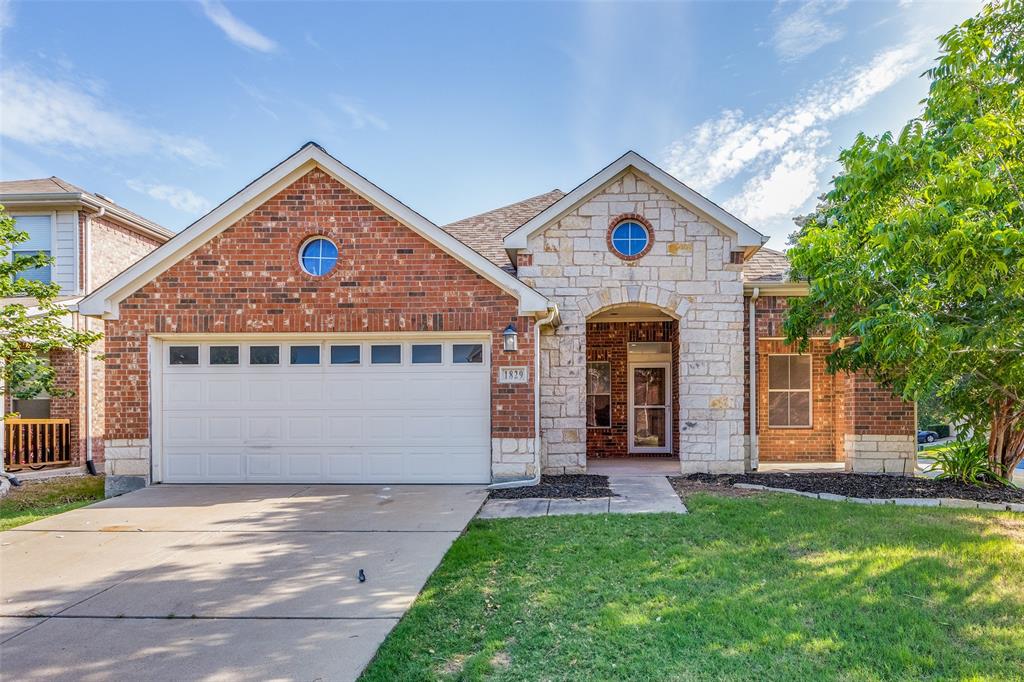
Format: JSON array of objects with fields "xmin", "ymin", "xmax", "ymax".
[
  {"xmin": 1, "ymin": 206, "xmax": 101, "ymax": 409},
  {"xmin": 785, "ymin": 1, "xmax": 1024, "ymax": 476}
]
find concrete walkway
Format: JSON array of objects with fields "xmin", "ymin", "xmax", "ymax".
[{"xmin": 478, "ymin": 474, "xmax": 686, "ymax": 518}]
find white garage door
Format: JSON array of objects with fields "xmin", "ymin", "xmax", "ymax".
[{"xmin": 155, "ymin": 337, "xmax": 491, "ymax": 483}]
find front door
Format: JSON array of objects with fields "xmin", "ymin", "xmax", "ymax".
[{"xmin": 628, "ymin": 363, "xmax": 671, "ymax": 454}]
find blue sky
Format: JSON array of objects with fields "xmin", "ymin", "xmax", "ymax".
[{"xmin": 0, "ymin": 0, "xmax": 982, "ymax": 247}]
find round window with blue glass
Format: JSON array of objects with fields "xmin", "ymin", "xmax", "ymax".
[
  {"xmin": 299, "ymin": 237, "xmax": 339, "ymax": 276},
  {"xmin": 609, "ymin": 219, "xmax": 651, "ymax": 259}
]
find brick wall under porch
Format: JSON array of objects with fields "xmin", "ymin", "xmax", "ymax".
[{"xmin": 585, "ymin": 320, "xmax": 679, "ymax": 458}]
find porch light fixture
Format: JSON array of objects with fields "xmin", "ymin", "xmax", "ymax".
[{"xmin": 502, "ymin": 323, "xmax": 519, "ymax": 352}]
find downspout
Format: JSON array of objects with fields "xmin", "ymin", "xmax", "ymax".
[
  {"xmin": 82, "ymin": 206, "xmax": 104, "ymax": 475},
  {"xmin": 488, "ymin": 303, "xmax": 559, "ymax": 489},
  {"xmin": 748, "ymin": 287, "xmax": 760, "ymax": 471}
]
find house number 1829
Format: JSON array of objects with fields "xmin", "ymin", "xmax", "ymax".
[{"xmin": 498, "ymin": 367, "xmax": 528, "ymax": 384}]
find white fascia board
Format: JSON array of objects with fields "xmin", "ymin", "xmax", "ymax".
[
  {"xmin": 79, "ymin": 143, "xmax": 550, "ymax": 318},
  {"xmin": 743, "ymin": 281, "xmax": 809, "ymax": 296},
  {"xmin": 504, "ymin": 151, "xmax": 768, "ymax": 250}
]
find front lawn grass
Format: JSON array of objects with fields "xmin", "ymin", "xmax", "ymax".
[
  {"xmin": 0, "ymin": 475, "xmax": 105, "ymax": 530},
  {"xmin": 362, "ymin": 493, "xmax": 1024, "ymax": 681}
]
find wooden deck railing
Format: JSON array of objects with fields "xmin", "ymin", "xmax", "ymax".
[{"xmin": 3, "ymin": 418, "xmax": 73, "ymax": 471}]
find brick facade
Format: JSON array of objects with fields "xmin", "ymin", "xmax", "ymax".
[
  {"xmin": 83, "ymin": 213, "xmax": 163, "ymax": 291},
  {"xmin": 585, "ymin": 320, "xmax": 679, "ymax": 458},
  {"xmin": 102, "ymin": 168, "xmax": 537, "ymax": 480},
  {"xmin": 744, "ymin": 295, "xmax": 916, "ymax": 468}
]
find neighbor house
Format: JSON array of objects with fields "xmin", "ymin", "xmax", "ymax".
[
  {"xmin": 78, "ymin": 143, "xmax": 915, "ymax": 489},
  {"xmin": 1, "ymin": 178, "xmax": 173, "ymax": 472}
]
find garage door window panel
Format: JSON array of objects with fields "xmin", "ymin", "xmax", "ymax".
[
  {"xmin": 371, "ymin": 345, "xmax": 401, "ymax": 364},
  {"xmin": 290, "ymin": 345, "xmax": 321, "ymax": 365},
  {"xmin": 453, "ymin": 344, "xmax": 484, "ymax": 364},
  {"xmin": 210, "ymin": 346, "xmax": 239, "ymax": 365},
  {"xmin": 250, "ymin": 346, "xmax": 280, "ymax": 365},
  {"xmin": 169, "ymin": 346, "xmax": 199, "ymax": 365},
  {"xmin": 412, "ymin": 344, "xmax": 442, "ymax": 364},
  {"xmin": 330, "ymin": 345, "xmax": 361, "ymax": 365}
]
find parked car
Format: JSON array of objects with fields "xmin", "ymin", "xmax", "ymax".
[{"xmin": 918, "ymin": 430, "xmax": 939, "ymax": 444}]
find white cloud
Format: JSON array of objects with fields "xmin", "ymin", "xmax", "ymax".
[
  {"xmin": 0, "ymin": 66, "xmax": 218, "ymax": 166},
  {"xmin": 773, "ymin": 1, "xmax": 849, "ymax": 62},
  {"xmin": 127, "ymin": 179, "xmax": 211, "ymax": 214},
  {"xmin": 332, "ymin": 96, "xmax": 389, "ymax": 131},
  {"xmin": 663, "ymin": 42, "xmax": 926, "ymax": 229},
  {"xmin": 199, "ymin": 0, "xmax": 277, "ymax": 53},
  {"xmin": 723, "ymin": 135, "xmax": 828, "ymax": 223}
]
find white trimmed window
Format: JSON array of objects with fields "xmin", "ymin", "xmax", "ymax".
[
  {"xmin": 12, "ymin": 215, "xmax": 53, "ymax": 283},
  {"xmin": 586, "ymin": 361, "xmax": 611, "ymax": 428},
  {"xmin": 767, "ymin": 355, "xmax": 811, "ymax": 427}
]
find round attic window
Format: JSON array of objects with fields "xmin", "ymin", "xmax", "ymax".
[
  {"xmin": 299, "ymin": 237, "xmax": 339, "ymax": 276},
  {"xmin": 608, "ymin": 218, "xmax": 652, "ymax": 259}
]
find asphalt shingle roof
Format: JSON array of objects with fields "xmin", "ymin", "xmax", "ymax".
[
  {"xmin": 0, "ymin": 176, "xmax": 173, "ymax": 240},
  {"xmin": 443, "ymin": 190, "xmax": 565, "ymax": 271},
  {"xmin": 743, "ymin": 247, "xmax": 791, "ymax": 282}
]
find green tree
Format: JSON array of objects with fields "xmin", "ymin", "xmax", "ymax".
[
  {"xmin": 785, "ymin": 0, "xmax": 1024, "ymax": 477},
  {"xmin": 1, "ymin": 206, "xmax": 101, "ymax": 413}
]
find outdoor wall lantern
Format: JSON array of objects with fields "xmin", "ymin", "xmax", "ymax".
[{"xmin": 502, "ymin": 323, "xmax": 519, "ymax": 352}]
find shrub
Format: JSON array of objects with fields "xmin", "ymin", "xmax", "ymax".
[{"xmin": 921, "ymin": 439, "xmax": 1011, "ymax": 487}]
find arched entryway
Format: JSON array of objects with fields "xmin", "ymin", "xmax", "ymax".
[{"xmin": 585, "ymin": 302, "xmax": 680, "ymax": 460}]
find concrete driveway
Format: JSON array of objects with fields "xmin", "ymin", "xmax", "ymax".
[{"xmin": 0, "ymin": 483, "xmax": 487, "ymax": 681}]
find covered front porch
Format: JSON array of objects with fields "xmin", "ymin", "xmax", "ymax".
[{"xmin": 585, "ymin": 304, "xmax": 679, "ymax": 461}]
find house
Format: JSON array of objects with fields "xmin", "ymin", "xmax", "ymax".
[
  {"xmin": 1, "ymin": 178, "xmax": 173, "ymax": 473},
  {"xmin": 78, "ymin": 143, "xmax": 916, "ymax": 490}
]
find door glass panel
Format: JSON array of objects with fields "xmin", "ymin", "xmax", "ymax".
[
  {"xmin": 633, "ymin": 408, "xmax": 666, "ymax": 448},
  {"xmin": 633, "ymin": 367, "xmax": 666, "ymax": 405}
]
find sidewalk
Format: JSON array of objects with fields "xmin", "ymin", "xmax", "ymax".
[{"xmin": 477, "ymin": 474, "xmax": 687, "ymax": 518}]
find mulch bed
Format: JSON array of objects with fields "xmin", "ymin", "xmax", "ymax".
[
  {"xmin": 677, "ymin": 472, "xmax": 1024, "ymax": 504},
  {"xmin": 489, "ymin": 474, "xmax": 616, "ymax": 499}
]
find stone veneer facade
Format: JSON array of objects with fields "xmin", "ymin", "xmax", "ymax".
[{"xmin": 516, "ymin": 170, "xmax": 748, "ymax": 475}]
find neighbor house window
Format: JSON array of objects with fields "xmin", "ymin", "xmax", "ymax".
[
  {"xmin": 299, "ymin": 237, "xmax": 339, "ymax": 276},
  {"xmin": 587, "ymin": 361, "xmax": 611, "ymax": 428},
  {"xmin": 767, "ymin": 355, "xmax": 812, "ymax": 427},
  {"xmin": 12, "ymin": 215, "xmax": 53, "ymax": 283},
  {"xmin": 169, "ymin": 346, "xmax": 199, "ymax": 365}
]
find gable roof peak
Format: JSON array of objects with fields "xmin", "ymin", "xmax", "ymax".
[
  {"xmin": 79, "ymin": 143, "xmax": 550, "ymax": 318},
  {"xmin": 504, "ymin": 150, "xmax": 767, "ymax": 250}
]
